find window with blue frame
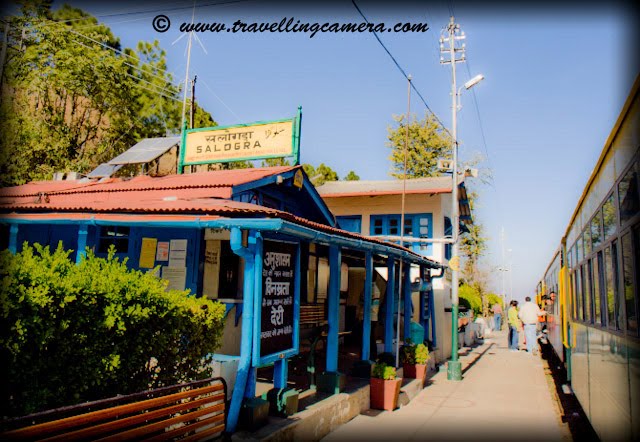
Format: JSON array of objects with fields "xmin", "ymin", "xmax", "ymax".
[
  {"xmin": 444, "ymin": 217, "xmax": 452, "ymax": 260},
  {"xmin": 336, "ymin": 215, "xmax": 362, "ymax": 234},
  {"xmin": 370, "ymin": 214, "xmax": 432, "ymax": 255},
  {"xmin": 97, "ymin": 226, "xmax": 130, "ymax": 254}
]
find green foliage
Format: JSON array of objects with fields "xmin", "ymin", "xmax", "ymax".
[
  {"xmin": 344, "ymin": 170, "xmax": 360, "ymax": 181},
  {"xmin": 302, "ymin": 163, "xmax": 338, "ymax": 186},
  {"xmin": 386, "ymin": 112, "xmax": 452, "ymax": 179},
  {"xmin": 372, "ymin": 362, "xmax": 397, "ymax": 380},
  {"xmin": 0, "ymin": 243, "xmax": 225, "ymax": 417},
  {"xmin": 400, "ymin": 342, "xmax": 430, "ymax": 365},
  {"xmin": 0, "ymin": 4, "xmax": 218, "ymax": 186},
  {"xmin": 459, "ymin": 283, "xmax": 482, "ymax": 316},
  {"xmin": 486, "ymin": 293, "xmax": 503, "ymax": 308},
  {"xmin": 261, "ymin": 158, "xmax": 291, "ymax": 167}
]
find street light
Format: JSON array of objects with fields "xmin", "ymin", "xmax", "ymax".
[
  {"xmin": 464, "ymin": 74, "xmax": 485, "ymax": 90},
  {"xmin": 508, "ymin": 249, "xmax": 513, "ymax": 304},
  {"xmin": 441, "ymin": 16, "xmax": 484, "ymax": 382}
]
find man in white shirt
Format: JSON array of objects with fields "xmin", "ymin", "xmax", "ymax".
[{"xmin": 518, "ymin": 296, "xmax": 545, "ymax": 355}]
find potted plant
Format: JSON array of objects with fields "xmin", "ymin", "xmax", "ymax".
[
  {"xmin": 370, "ymin": 362, "xmax": 402, "ymax": 411},
  {"xmin": 400, "ymin": 341, "xmax": 430, "ymax": 382}
]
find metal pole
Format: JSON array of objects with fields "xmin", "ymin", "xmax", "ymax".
[
  {"xmin": 395, "ymin": 75, "xmax": 412, "ymax": 367},
  {"xmin": 190, "ymin": 75, "xmax": 197, "ymax": 129},
  {"xmin": 447, "ymin": 16, "xmax": 462, "ymax": 381},
  {"xmin": 501, "ymin": 227, "xmax": 506, "ymax": 304},
  {"xmin": 177, "ymin": 2, "xmax": 196, "ymax": 174},
  {"xmin": 509, "ymin": 249, "xmax": 513, "ymax": 304}
]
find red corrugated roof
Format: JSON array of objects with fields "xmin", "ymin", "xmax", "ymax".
[
  {"xmin": 320, "ymin": 188, "xmax": 451, "ymax": 198},
  {"xmin": 0, "ymin": 166, "xmax": 294, "ymax": 217},
  {"xmin": 0, "ymin": 166, "xmax": 294, "ymax": 198},
  {"xmin": 0, "ymin": 166, "xmax": 441, "ymax": 266}
]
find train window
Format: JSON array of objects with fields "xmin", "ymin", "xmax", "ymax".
[
  {"xmin": 568, "ymin": 245, "xmax": 573, "ymax": 269},
  {"xmin": 584, "ymin": 261, "xmax": 593, "ymax": 323},
  {"xmin": 605, "ymin": 244, "xmax": 620, "ymax": 330},
  {"xmin": 621, "ymin": 232, "xmax": 637, "ymax": 335},
  {"xmin": 618, "ymin": 165, "xmax": 639, "ymax": 225},
  {"xmin": 593, "ymin": 252, "xmax": 603, "ymax": 325},
  {"xmin": 591, "ymin": 212, "xmax": 603, "ymax": 249},
  {"xmin": 570, "ymin": 272, "xmax": 576, "ymax": 319},
  {"xmin": 584, "ymin": 228, "xmax": 592, "ymax": 257},
  {"xmin": 603, "ymin": 195, "xmax": 617, "ymax": 239},
  {"xmin": 612, "ymin": 240, "xmax": 623, "ymax": 330},
  {"xmin": 576, "ymin": 266, "xmax": 584, "ymax": 321},
  {"xmin": 577, "ymin": 234, "xmax": 584, "ymax": 262},
  {"xmin": 634, "ymin": 225, "xmax": 640, "ymax": 335}
]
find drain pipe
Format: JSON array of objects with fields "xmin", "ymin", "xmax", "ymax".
[
  {"xmin": 428, "ymin": 267, "xmax": 445, "ymax": 348},
  {"xmin": 227, "ymin": 227, "xmax": 256, "ymax": 433}
]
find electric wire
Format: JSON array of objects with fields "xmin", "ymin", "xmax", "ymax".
[
  {"xmin": 465, "ymin": 60, "xmax": 494, "ymax": 175},
  {"xmin": 34, "ymin": 0, "xmax": 254, "ymax": 29},
  {"xmin": 351, "ymin": 0, "xmax": 452, "ymax": 138},
  {"xmin": 71, "ymin": 38, "xmax": 180, "ymax": 95},
  {"xmin": 200, "ymin": 78, "xmax": 244, "ymax": 122}
]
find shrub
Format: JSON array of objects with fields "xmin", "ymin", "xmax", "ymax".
[
  {"xmin": 0, "ymin": 243, "xmax": 226, "ymax": 417},
  {"xmin": 372, "ymin": 362, "xmax": 397, "ymax": 380},
  {"xmin": 400, "ymin": 341, "xmax": 430, "ymax": 365},
  {"xmin": 458, "ymin": 284, "xmax": 482, "ymax": 315},
  {"xmin": 486, "ymin": 293, "xmax": 503, "ymax": 308}
]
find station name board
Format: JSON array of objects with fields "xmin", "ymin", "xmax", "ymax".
[{"xmin": 181, "ymin": 111, "xmax": 301, "ymax": 168}]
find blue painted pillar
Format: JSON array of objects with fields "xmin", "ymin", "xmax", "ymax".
[
  {"xmin": 326, "ymin": 245, "xmax": 341, "ymax": 372},
  {"xmin": 8, "ymin": 224, "xmax": 18, "ymax": 254},
  {"xmin": 419, "ymin": 266, "xmax": 427, "ymax": 341},
  {"xmin": 227, "ymin": 229, "xmax": 256, "ymax": 433},
  {"xmin": 273, "ymin": 359, "xmax": 288, "ymax": 389},
  {"xmin": 247, "ymin": 232, "xmax": 262, "ymax": 398},
  {"xmin": 362, "ymin": 252, "xmax": 373, "ymax": 361},
  {"xmin": 429, "ymin": 283, "xmax": 437, "ymax": 348},
  {"xmin": 76, "ymin": 223, "xmax": 88, "ymax": 264},
  {"xmin": 403, "ymin": 263, "xmax": 412, "ymax": 342},
  {"xmin": 384, "ymin": 257, "xmax": 396, "ymax": 353},
  {"xmin": 245, "ymin": 365, "xmax": 257, "ymax": 398}
]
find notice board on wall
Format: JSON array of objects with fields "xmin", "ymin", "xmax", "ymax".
[{"xmin": 260, "ymin": 240, "xmax": 297, "ymax": 358}]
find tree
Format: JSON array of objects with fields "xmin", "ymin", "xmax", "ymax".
[
  {"xmin": 0, "ymin": 4, "xmax": 219, "ymax": 186},
  {"xmin": 261, "ymin": 157, "xmax": 291, "ymax": 167},
  {"xmin": 386, "ymin": 112, "xmax": 452, "ymax": 179},
  {"xmin": 344, "ymin": 170, "xmax": 360, "ymax": 181},
  {"xmin": 303, "ymin": 163, "xmax": 338, "ymax": 186}
]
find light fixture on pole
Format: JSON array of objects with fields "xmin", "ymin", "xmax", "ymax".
[
  {"xmin": 464, "ymin": 74, "xmax": 485, "ymax": 90},
  {"xmin": 441, "ymin": 16, "xmax": 484, "ymax": 382}
]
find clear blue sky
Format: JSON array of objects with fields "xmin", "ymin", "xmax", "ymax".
[{"xmin": 66, "ymin": 0, "xmax": 638, "ymax": 300}]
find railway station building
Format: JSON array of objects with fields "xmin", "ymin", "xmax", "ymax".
[
  {"xmin": 317, "ymin": 177, "xmax": 472, "ymax": 363},
  {"xmin": 0, "ymin": 159, "xmax": 447, "ymax": 432}
]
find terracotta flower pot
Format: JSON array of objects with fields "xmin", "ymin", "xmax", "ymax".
[
  {"xmin": 370, "ymin": 377, "xmax": 402, "ymax": 411},
  {"xmin": 403, "ymin": 363, "xmax": 427, "ymax": 381}
]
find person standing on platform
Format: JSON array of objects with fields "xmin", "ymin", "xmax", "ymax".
[
  {"xmin": 492, "ymin": 302, "xmax": 503, "ymax": 331},
  {"xmin": 519, "ymin": 296, "xmax": 546, "ymax": 355},
  {"xmin": 507, "ymin": 300, "xmax": 521, "ymax": 351}
]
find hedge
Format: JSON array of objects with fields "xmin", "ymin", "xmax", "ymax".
[{"xmin": 0, "ymin": 243, "xmax": 226, "ymax": 417}]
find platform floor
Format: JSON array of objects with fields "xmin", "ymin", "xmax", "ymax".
[{"xmin": 322, "ymin": 329, "xmax": 571, "ymax": 441}]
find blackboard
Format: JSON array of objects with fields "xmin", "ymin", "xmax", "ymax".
[{"xmin": 260, "ymin": 240, "xmax": 297, "ymax": 358}]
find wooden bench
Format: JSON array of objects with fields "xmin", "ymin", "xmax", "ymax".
[
  {"xmin": 1, "ymin": 378, "xmax": 227, "ymax": 441},
  {"xmin": 300, "ymin": 304, "xmax": 326, "ymax": 327}
]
